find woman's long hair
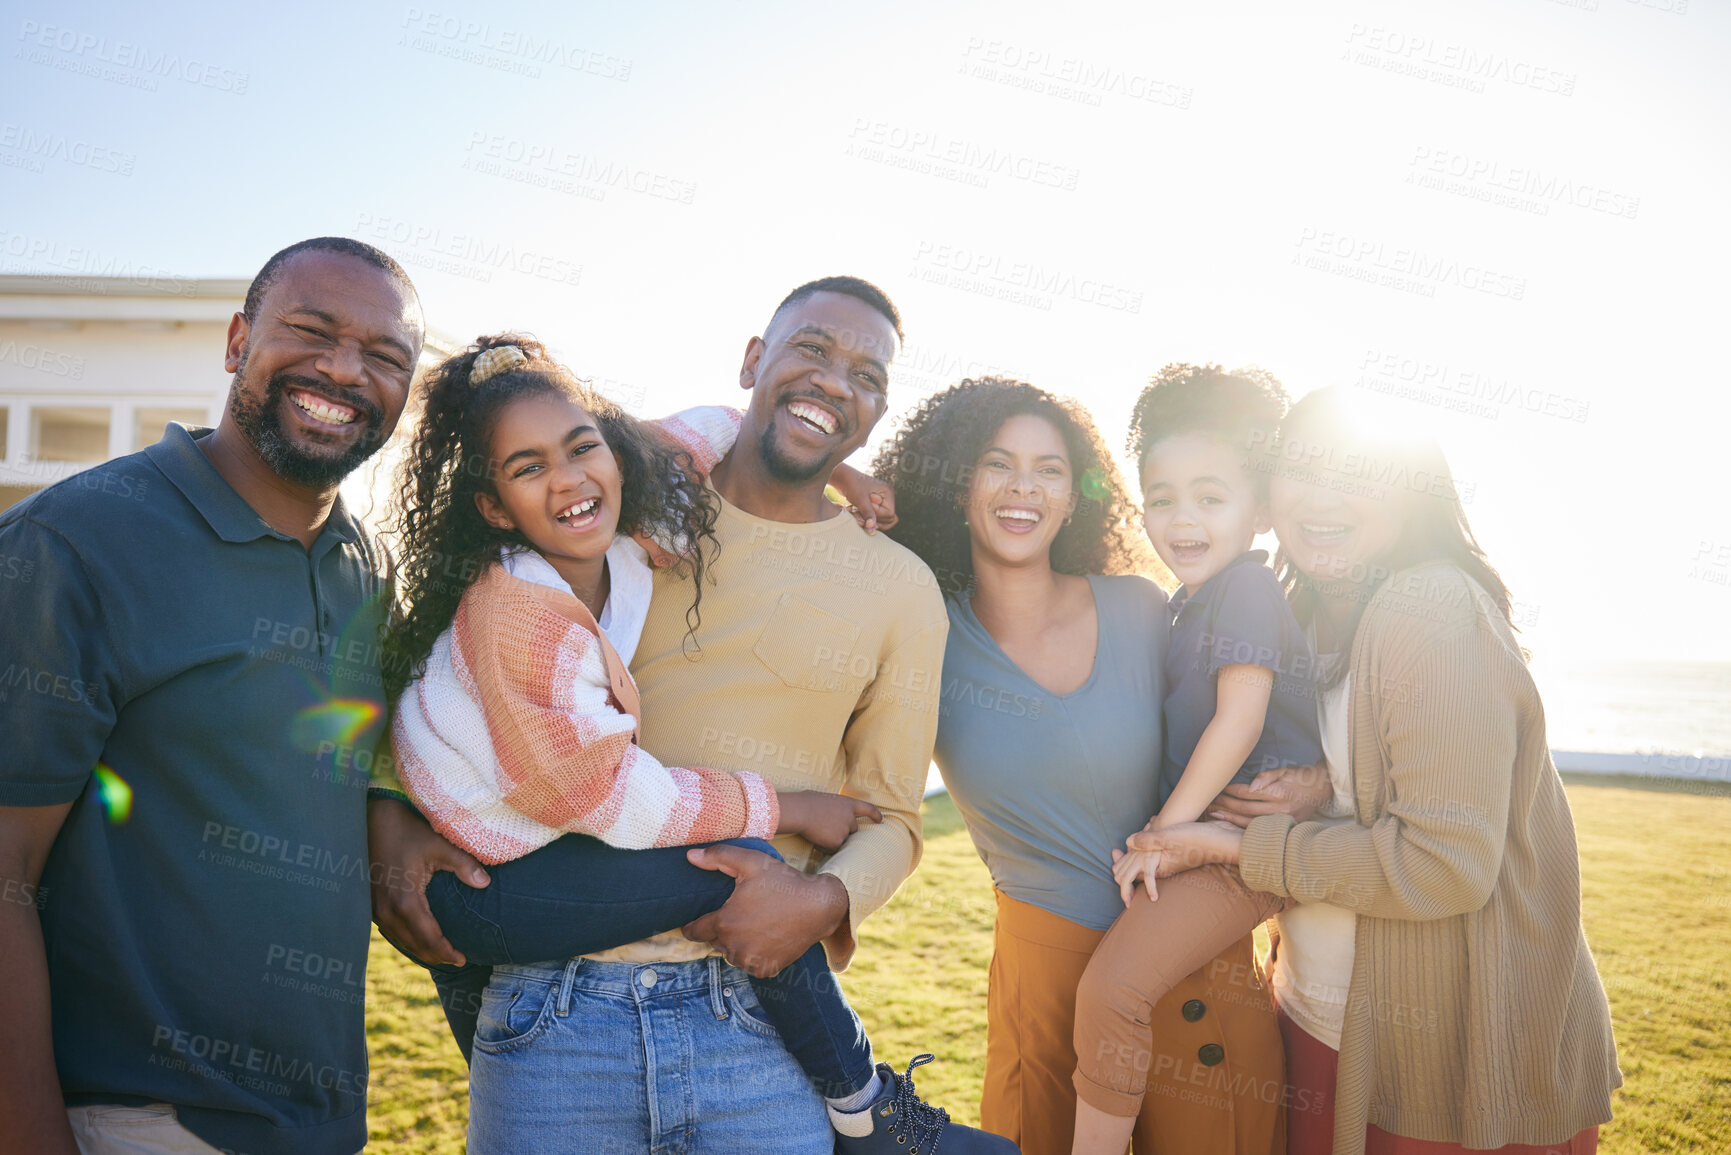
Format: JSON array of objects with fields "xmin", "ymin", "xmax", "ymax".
[
  {"xmin": 872, "ymin": 377, "xmax": 1153, "ymax": 595},
  {"xmin": 381, "ymin": 333, "xmax": 718, "ymax": 700},
  {"xmin": 1275, "ymin": 386, "xmax": 1514, "ymax": 670}
]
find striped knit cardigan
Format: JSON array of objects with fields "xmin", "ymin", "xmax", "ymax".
[
  {"xmin": 1240, "ymin": 562, "xmax": 1621, "ymax": 1153},
  {"xmin": 393, "ymin": 563, "xmax": 778, "ymax": 865},
  {"xmin": 391, "ymin": 405, "xmax": 780, "ymax": 865}
]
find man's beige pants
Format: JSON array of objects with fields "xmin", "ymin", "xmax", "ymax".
[
  {"xmin": 66, "ymin": 1105, "xmax": 224, "ymax": 1154},
  {"xmin": 67, "ymin": 1104, "xmax": 363, "ymax": 1155}
]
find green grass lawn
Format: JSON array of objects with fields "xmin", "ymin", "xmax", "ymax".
[{"xmin": 364, "ymin": 783, "xmax": 1730, "ymax": 1152}]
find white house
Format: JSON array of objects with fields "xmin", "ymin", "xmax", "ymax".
[
  {"xmin": 0, "ymin": 274, "xmax": 243, "ymax": 512},
  {"xmin": 0, "ymin": 273, "xmax": 456, "ymax": 521}
]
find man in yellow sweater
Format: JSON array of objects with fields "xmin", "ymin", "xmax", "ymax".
[{"xmin": 373, "ymin": 278, "xmax": 964, "ymax": 1152}]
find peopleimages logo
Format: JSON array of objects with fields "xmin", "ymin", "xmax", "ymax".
[
  {"xmin": 1354, "ymin": 348, "xmax": 1591, "ymax": 425},
  {"xmin": 150, "ymin": 1025, "xmax": 367, "ymax": 1095},
  {"xmin": 0, "ymin": 664, "xmax": 100, "ymax": 706},
  {"xmin": 0, "ymin": 123, "xmax": 135, "ymax": 175},
  {"xmin": 0, "ymin": 231, "xmax": 196, "ymax": 295},
  {"xmin": 1407, "ymin": 146, "xmax": 1639, "ymax": 220},
  {"xmin": 1293, "ymin": 228, "xmax": 1526, "ymax": 301},
  {"xmin": 353, "ymin": 213, "xmax": 583, "ymax": 287},
  {"xmin": 1342, "ymin": 23, "xmax": 1576, "ymax": 97},
  {"xmin": 0, "ymin": 338, "xmax": 85, "ymax": 379},
  {"xmin": 846, "ymin": 119, "xmax": 1082, "ymax": 191},
  {"xmin": 15, "ymin": 20, "xmax": 250, "ymax": 93},
  {"xmin": 911, "ymin": 240, "xmax": 1143, "ymax": 313},
  {"xmin": 461, "ymin": 131, "xmax": 697, "ymax": 204},
  {"xmin": 957, "ymin": 38, "xmax": 1193, "ymax": 110},
  {"xmin": 399, "ymin": 7, "xmax": 632, "ymax": 80}
]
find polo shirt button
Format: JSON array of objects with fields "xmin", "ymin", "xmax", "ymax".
[
  {"xmin": 1198, "ymin": 1043, "xmax": 1225, "ymax": 1066},
  {"xmin": 639, "ymin": 968, "xmax": 658, "ymax": 988},
  {"xmin": 1182, "ymin": 999, "xmax": 1207, "ymax": 1022}
]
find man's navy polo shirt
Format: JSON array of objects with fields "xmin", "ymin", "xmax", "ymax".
[
  {"xmin": 1160, "ymin": 550, "xmax": 1323, "ymax": 807},
  {"xmin": 0, "ymin": 424, "xmax": 389, "ymax": 1155}
]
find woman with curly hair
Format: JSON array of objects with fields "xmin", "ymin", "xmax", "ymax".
[
  {"xmin": 875, "ymin": 378, "xmax": 1286, "ymax": 1155},
  {"xmin": 374, "ymin": 334, "xmax": 992, "ymax": 1153}
]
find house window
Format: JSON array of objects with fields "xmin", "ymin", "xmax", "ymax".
[
  {"xmin": 135, "ymin": 406, "xmax": 209, "ymax": 449},
  {"xmin": 31, "ymin": 406, "xmax": 111, "ymax": 463}
]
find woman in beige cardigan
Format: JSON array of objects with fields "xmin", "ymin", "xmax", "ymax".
[{"xmin": 1130, "ymin": 387, "xmax": 1620, "ymax": 1155}]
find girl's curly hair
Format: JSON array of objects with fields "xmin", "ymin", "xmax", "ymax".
[
  {"xmin": 1126, "ymin": 362, "xmax": 1290, "ymax": 486},
  {"xmin": 871, "ymin": 377, "xmax": 1153, "ymax": 595},
  {"xmin": 381, "ymin": 333, "xmax": 718, "ymax": 701}
]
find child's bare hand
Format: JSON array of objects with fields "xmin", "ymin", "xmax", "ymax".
[
  {"xmin": 826, "ymin": 464, "xmax": 897, "ymax": 533},
  {"xmin": 1111, "ymin": 846, "xmax": 1164, "ymax": 906},
  {"xmin": 775, "ymin": 790, "xmax": 882, "ymax": 852}
]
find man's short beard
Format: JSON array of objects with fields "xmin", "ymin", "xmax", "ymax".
[
  {"xmin": 228, "ymin": 355, "xmax": 385, "ymax": 488},
  {"xmin": 755, "ymin": 422, "xmax": 833, "ymax": 484}
]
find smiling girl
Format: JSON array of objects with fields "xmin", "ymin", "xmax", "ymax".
[
  {"xmin": 1068, "ymin": 364, "xmax": 1322, "ymax": 1155},
  {"xmin": 379, "ymin": 335, "xmax": 996, "ymax": 1153}
]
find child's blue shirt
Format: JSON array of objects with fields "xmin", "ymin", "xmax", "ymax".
[{"xmin": 1160, "ymin": 549, "xmax": 1324, "ymax": 807}]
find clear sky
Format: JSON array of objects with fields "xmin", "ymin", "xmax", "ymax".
[{"xmin": 4, "ymin": 0, "xmax": 1728, "ymax": 663}]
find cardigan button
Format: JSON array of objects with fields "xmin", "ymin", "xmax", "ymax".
[
  {"xmin": 1198, "ymin": 1043, "xmax": 1225, "ymax": 1066},
  {"xmin": 1181, "ymin": 999, "xmax": 1206, "ymax": 1022}
]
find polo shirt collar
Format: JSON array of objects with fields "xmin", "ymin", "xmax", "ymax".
[
  {"xmin": 1170, "ymin": 548, "xmax": 1270, "ymax": 618},
  {"xmin": 145, "ymin": 423, "xmax": 364, "ymax": 547}
]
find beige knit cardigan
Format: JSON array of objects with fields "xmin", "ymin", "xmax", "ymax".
[{"xmin": 1240, "ymin": 561, "xmax": 1621, "ymax": 1154}]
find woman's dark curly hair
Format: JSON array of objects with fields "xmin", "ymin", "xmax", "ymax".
[
  {"xmin": 381, "ymin": 333, "xmax": 718, "ymax": 700},
  {"xmin": 871, "ymin": 377, "xmax": 1152, "ymax": 596}
]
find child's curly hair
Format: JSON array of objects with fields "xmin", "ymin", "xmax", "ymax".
[
  {"xmin": 871, "ymin": 377, "xmax": 1153, "ymax": 596},
  {"xmin": 1126, "ymin": 363, "xmax": 1290, "ymax": 493},
  {"xmin": 381, "ymin": 333, "xmax": 718, "ymax": 700}
]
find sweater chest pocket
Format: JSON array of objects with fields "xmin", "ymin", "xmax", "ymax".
[{"xmin": 753, "ymin": 593, "xmax": 869, "ymax": 694}]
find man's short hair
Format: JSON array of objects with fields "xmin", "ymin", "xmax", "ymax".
[
  {"xmin": 769, "ymin": 276, "xmax": 903, "ymax": 343},
  {"xmin": 243, "ymin": 237, "xmax": 418, "ymax": 324}
]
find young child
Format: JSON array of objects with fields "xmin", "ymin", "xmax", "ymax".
[
  {"xmin": 1069, "ymin": 364, "xmax": 1324, "ymax": 1154},
  {"xmin": 382, "ymin": 335, "xmax": 1012, "ymax": 1154}
]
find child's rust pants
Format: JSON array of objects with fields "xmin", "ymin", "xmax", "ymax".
[{"xmin": 1071, "ymin": 864, "xmax": 1286, "ymax": 1118}]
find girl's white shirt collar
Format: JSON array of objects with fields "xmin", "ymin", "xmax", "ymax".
[{"xmin": 499, "ymin": 537, "xmax": 653, "ymax": 666}]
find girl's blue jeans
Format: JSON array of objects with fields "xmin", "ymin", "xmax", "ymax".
[{"xmin": 420, "ymin": 834, "xmax": 875, "ymax": 1100}]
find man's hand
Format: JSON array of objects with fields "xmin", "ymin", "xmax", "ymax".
[
  {"xmin": 775, "ymin": 791, "xmax": 882, "ymax": 852},
  {"xmin": 367, "ymin": 797, "xmax": 490, "ymax": 966},
  {"xmin": 1206, "ymin": 763, "xmax": 1332, "ymax": 828},
  {"xmin": 682, "ymin": 844, "xmax": 848, "ymax": 978}
]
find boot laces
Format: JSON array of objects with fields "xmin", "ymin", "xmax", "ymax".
[{"xmin": 887, "ymin": 1053, "xmax": 950, "ymax": 1150}]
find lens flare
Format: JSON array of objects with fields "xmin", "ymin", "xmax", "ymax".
[
  {"xmin": 93, "ymin": 763, "xmax": 132, "ymax": 824},
  {"xmin": 290, "ymin": 698, "xmax": 381, "ymax": 753},
  {"xmin": 1081, "ymin": 468, "xmax": 1111, "ymax": 500}
]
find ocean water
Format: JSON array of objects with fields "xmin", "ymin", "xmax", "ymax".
[
  {"xmin": 925, "ymin": 657, "xmax": 1731, "ymax": 796},
  {"xmin": 1530, "ymin": 658, "xmax": 1731, "ymax": 758}
]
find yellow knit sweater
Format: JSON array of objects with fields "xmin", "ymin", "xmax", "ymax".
[
  {"xmin": 1240, "ymin": 562, "xmax": 1621, "ymax": 1153},
  {"xmin": 622, "ymin": 491, "xmax": 949, "ymax": 969}
]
